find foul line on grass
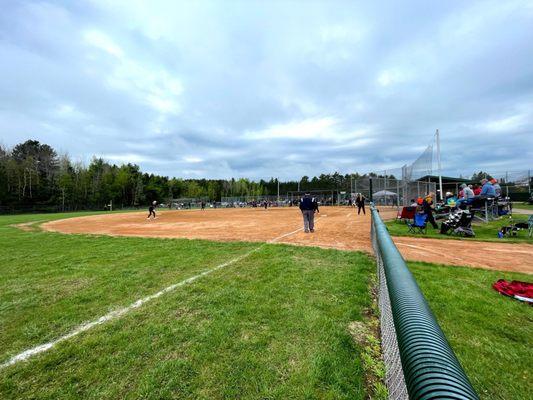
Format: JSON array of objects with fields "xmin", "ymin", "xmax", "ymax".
[{"xmin": 0, "ymin": 216, "xmax": 323, "ymax": 370}]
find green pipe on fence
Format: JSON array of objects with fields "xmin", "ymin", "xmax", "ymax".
[{"xmin": 371, "ymin": 207, "xmax": 479, "ymax": 400}]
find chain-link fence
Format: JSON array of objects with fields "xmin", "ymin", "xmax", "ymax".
[
  {"xmin": 486, "ymin": 170, "xmax": 531, "ymax": 202},
  {"xmin": 352, "ymin": 177, "xmax": 436, "ymax": 207},
  {"xmin": 169, "ymin": 197, "xmax": 210, "ymax": 209},
  {"xmin": 222, "ymin": 190, "xmax": 348, "ymax": 207}
]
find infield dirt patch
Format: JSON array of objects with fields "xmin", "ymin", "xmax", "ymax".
[{"xmin": 42, "ymin": 207, "xmax": 532, "ymax": 273}]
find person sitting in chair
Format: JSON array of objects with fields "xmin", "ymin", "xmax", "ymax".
[
  {"xmin": 491, "ymin": 179, "xmax": 502, "ymax": 198},
  {"xmin": 456, "ymin": 183, "xmax": 474, "ymax": 207},
  {"xmin": 479, "ymin": 179, "xmax": 496, "ymax": 197}
]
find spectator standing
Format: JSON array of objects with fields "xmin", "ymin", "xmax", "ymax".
[{"xmin": 423, "ymin": 192, "xmax": 438, "ymax": 229}]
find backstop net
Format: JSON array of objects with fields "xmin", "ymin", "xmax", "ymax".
[{"xmin": 352, "ymin": 177, "xmax": 436, "ymax": 207}]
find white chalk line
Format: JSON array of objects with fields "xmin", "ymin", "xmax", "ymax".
[{"xmin": 0, "ymin": 218, "xmax": 321, "ymax": 370}]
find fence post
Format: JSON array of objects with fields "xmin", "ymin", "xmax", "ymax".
[{"xmin": 396, "ymin": 179, "xmax": 400, "ymax": 208}]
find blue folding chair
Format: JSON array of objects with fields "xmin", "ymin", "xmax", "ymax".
[{"xmin": 408, "ymin": 213, "xmax": 428, "ymax": 234}]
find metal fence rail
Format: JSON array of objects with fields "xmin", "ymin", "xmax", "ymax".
[{"xmin": 371, "ymin": 206, "xmax": 479, "ymax": 400}]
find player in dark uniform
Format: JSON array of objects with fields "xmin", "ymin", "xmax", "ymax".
[
  {"xmin": 355, "ymin": 194, "xmax": 366, "ymax": 215},
  {"xmin": 147, "ymin": 200, "xmax": 157, "ymax": 219}
]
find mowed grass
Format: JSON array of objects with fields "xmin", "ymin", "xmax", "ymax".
[
  {"xmin": 513, "ymin": 203, "xmax": 533, "ymax": 211},
  {"xmin": 2, "ymin": 212, "xmax": 532, "ymax": 399},
  {"xmin": 385, "ymin": 213, "xmax": 532, "ymax": 244},
  {"xmin": 0, "ymin": 212, "xmax": 373, "ymax": 399},
  {"xmin": 411, "ymin": 262, "xmax": 533, "ymax": 400}
]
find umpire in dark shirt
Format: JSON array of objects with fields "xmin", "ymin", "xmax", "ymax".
[{"xmin": 299, "ymin": 193, "xmax": 319, "ymax": 233}]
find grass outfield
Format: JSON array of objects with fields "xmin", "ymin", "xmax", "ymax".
[
  {"xmin": 410, "ymin": 262, "xmax": 533, "ymax": 400},
  {"xmin": 385, "ymin": 213, "xmax": 532, "ymax": 243},
  {"xmin": 0, "ymin": 212, "xmax": 374, "ymax": 399},
  {"xmin": 0, "ymin": 212, "xmax": 531, "ymax": 399},
  {"xmin": 513, "ymin": 203, "xmax": 533, "ymax": 211}
]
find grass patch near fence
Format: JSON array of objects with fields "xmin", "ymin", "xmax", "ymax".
[
  {"xmin": 410, "ymin": 261, "xmax": 533, "ymax": 400},
  {"xmin": 513, "ymin": 203, "xmax": 533, "ymax": 211}
]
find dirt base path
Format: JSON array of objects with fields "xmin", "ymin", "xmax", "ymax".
[
  {"xmin": 41, "ymin": 207, "xmax": 532, "ymax": 273},
  {"xmin": 392, "ymin": 237, "xmax": 532, "ymax": 273}
]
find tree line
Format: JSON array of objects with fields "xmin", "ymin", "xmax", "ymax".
[
  {"xmin": 3, "ymin": 140, "xmax": 520, "ymax": 212},
  {"xmin": 0, "ymin": 140, "xmax": 378, "ymax": 211}
]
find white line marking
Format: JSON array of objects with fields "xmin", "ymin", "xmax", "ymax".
[
  {"xmin": 394, "ymin": 242, "xmax": 466, "ymax": 262},
  {"xmin": 270, "ymin": 226, "xmax": 304, "ymax": 241},
  {"xmin": 0, "ymin": 221, "xmax": 314, "ymax": 370}
]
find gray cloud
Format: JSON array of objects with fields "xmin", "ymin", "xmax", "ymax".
[{"xmin": 0, "ymin": 0, "xmax": 532, "ymax": 180}]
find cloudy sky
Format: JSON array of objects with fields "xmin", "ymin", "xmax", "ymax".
[{"xmin": 1, "ymin": 0, "xmax": 532, "ymax": 180}]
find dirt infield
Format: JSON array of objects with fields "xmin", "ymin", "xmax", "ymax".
[{"xmin": 41, "ymin": 207, "xmax": 533, "ymax": 273}]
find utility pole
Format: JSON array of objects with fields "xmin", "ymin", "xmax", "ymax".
[
  {"xmin": 527, "ymin": 169, "xmax": 531, "ymax": 196},
  {"xmin": 436, "ymin": 129, "xmax": 444, "ymax": 201},
  {"xmin": 277, "ymin": 178, "xmax": 280, "ymax": 201}
]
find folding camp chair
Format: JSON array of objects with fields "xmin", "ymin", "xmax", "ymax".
[
  {"xmin": 451, "ymin": 211, "xmax": 475, "ymax": 237},
  {"xmin": 397, "ymin": 206, "xmax": 416, "ymax": 224},
  {"xmin": 408, "ymin": 213, "xmax": 427, "ymax": 234}
]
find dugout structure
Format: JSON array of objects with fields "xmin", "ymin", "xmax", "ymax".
[
  {"xmin": 221, "ymin": 190, "xmax": 348, "ymax": 207},
  {"xmin": 287, "ymin": 190, "xmax": 343, "ymax": 206},
  {"xmin": 169, "ymin": 197, "xmax": 210, "ymax": 209},
  {"xmin": 221, "ymin": 195, "xmax": 291, "ymax": 207}
]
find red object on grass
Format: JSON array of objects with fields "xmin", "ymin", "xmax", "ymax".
[
  {"xmin": 492, "ymin": 280, "xmax": 533, "ymax": 303},
  {"xmin": 397, "ymin": 206, "xmax": 416, "ymax": 221}
]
